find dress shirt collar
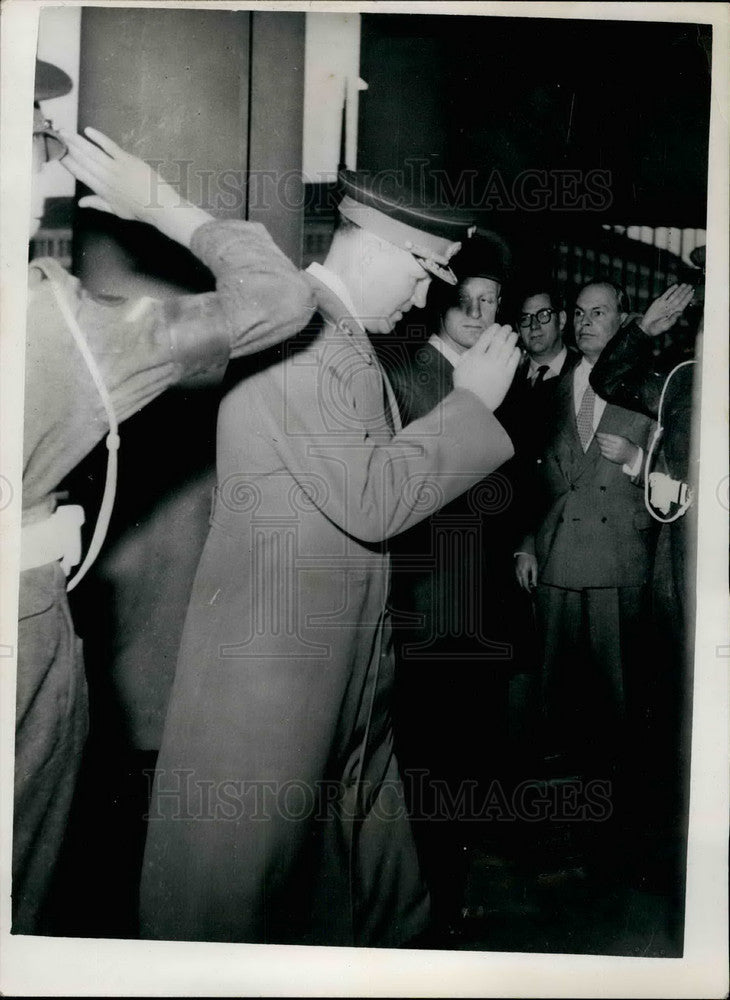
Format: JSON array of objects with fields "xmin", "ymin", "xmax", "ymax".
[
  {"xmin": 306, "ymin": 262, "xmax": 365, "ymax": 332},
  {"xmin": 527, "ymin": 345, "xmax": 567, "ymax": 382},
  {"xmin": 428, "ymin": 332, "xmax": 463, "ymax": 370},
  {"xmin": 574, "ymin": 354, "xmax": 595, "ymax": 390}
]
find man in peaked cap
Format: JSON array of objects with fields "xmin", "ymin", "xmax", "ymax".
[
  {"xmin": 140, "ymin": 173, "xmax": 521, "ymax": 946},
  {"xmin": 11, "ymin": 58, "xmax": 315, "ymax": 934}
]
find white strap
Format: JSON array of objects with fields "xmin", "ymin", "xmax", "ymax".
[
  {"xmin": 40, "ymin": 264, "xmax": 120, "ymax": 589},
  {"xmin": 20, "ymin": 505, "xmax": 85, "ymax": 574},
  {"xmin": 643, "ymin": 360, "xmax": 695, "ymax": 523}
]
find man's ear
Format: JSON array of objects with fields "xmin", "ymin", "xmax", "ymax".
[
  {"xmin": 361, "ymin": 229, "xmax": 386, "ymax": 266},
  {"xmin": 558, "ymin": 309, "xmax": 567, "ymax": 332}
]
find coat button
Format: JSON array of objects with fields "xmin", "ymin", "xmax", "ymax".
[
  {"xmin": 600, "ymin": 486, "xmax": 606, "ymax": 492},
  {"xmin": 601, "ymin": 516, "xmax": 607, "ymax": 523}
]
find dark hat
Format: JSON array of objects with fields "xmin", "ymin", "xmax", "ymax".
[
  {"xmin": 34, "ymin": 59, "xmax": 73, "ymax": 102},
  {"xmin": 452, "ymin": 230, "xmax": 511, "ymax": 287},
  {"xmin": 689, "ymin": 245, "xmax": 705, "ymax": 270},
  {"xmin": 337, "ymin": 169, "xmax": 476, "ymax": 284}
]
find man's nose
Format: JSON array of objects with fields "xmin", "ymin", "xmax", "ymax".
[
  {"xmin": 413, "ymin": 280, "xmax": 430, "ymax": 309},
  {"xmin": 465, "ymin": 297, "xmax": 481, "ymax": 320},
  {"xmin": 529, "ymin": 313, "xmax": 541, "ymax": 329}
]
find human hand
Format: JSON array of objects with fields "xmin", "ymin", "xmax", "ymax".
[
  {"xmin": 638, "ymin": 283, "xmax": 693, "ymax": 337},
  {"xmin": 453, "ymin": 323, "xmax": 521, "ymax": 411},
  {"xmin": 59, "ymin": 126, "xmax": 212, "ymax": 248},
  {"xmin": 514, "ymin": 553, "xmax": 538, "ymax": 592},
  {"xmin": 595, "ymin": 432, "xmax": 639, "ymax": 466}
]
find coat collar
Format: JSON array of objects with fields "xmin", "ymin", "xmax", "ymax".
[
  {"xmin": 304, "ymin": 271, "xmax": 377, "ymax": 368},
  {"xmin": 303, "ymin": 270, "xmax": 402, "ymax": 433}
]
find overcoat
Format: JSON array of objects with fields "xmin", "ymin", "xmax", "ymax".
[{"xmin": 139, "ymin": 276, "xmax": 514, "ymax": 947}]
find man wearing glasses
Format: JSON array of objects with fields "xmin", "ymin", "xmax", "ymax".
[{"xmin": 498, "ymin": 285, "xmax": 580, "ymax": 462}]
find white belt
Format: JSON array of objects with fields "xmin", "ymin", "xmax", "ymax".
[{"xmin": 20, "ymin": 505, "xmax": 85, "ymax": 575}]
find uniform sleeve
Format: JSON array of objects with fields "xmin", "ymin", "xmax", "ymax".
[
  {"xmin": 249, "ymin": 359, "xmax": 515, "ymax": 545},
  {"xmin": 76, "ymin": 220, "xmax": 315, "ymax": 425},
  {"xmin": 589, "ymin": 320, "xmax": 664, "ymax": 418},
  {"xmin": 22, "ymin": 224, "xmax": 314, "ymax": 511}
]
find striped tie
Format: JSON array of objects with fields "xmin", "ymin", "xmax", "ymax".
[{"xmin": 576, "ymin": 381, "xmax": 596, "ymax": 451}]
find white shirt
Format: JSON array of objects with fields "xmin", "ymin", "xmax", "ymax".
[
  {"xmin": 527, "ymin": 345, "xmax": 567, "ymax": 384},
  {"xmin": 572, "ymin": 356, "xmax": 642, "ymax": 477},
  {"xmin": 572, "ymin": 356, "xmax": 607, "ymax": 433},
  {"xmin": 306, "ymin": 262, "xmax": 365, "ymax": 332},
  {"xmin": 427, "ymin": 332, "xmax": 462, "ymax": 369}
]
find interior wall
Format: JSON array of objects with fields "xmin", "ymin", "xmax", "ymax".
[{"xmin": 67, "ymin": 9, "xmax": 306, "ymax": 751}]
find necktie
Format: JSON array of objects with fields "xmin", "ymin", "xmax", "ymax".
[
  {"xmin": 576, "ymin": 381, "xmax": 596, "ymax": 451},
  {"xmin": 533, "ymin": 365, "xmax": 549, "ymax": 386}
]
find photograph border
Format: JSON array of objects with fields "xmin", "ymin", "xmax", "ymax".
[{"xmin": 1, "ymin": 1, "xmax": 727, "ymax": 996}]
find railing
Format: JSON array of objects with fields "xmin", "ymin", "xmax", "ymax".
[
  {"xmin": 554, "ymin": 225, "xmax": 705, "ymax": 315},
  {"xmin": 30, "ymin": 227, "xmax": 74, "ymax": 270}
]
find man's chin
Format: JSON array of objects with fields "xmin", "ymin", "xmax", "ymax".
[{"xmin": 364, "ymin": 318, "xmax": 394, "ymax": 335}]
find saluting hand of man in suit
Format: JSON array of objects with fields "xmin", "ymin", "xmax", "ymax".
[
  {"xmin": 453, "ymin": 323, "xmax": 521, "ymax": 411},
  {"xmin": 638, "ymin": 283, "xmax": 694, "ymax": 338}
]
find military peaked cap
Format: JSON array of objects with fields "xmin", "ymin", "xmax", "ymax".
[
  {"xmin": 337, "ymin": 169, "xmax": 476, "ymax": 284},
  {"xmin": 34, "ymin": 59, "xmax": 73, "ymax": 102}
]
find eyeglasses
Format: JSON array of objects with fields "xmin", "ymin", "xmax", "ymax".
[
  {"xmin": 518, "ymin": 307, "xmax": 558, "ymax": 329},
  {"xmin": 33, "ymin": 118, "xmax": 67, "ymax": 163}
]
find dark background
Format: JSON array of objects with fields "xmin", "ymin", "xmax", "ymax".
[{"xmin": 358, "ymin": 14, "xmax": 711, "ymax": 228}]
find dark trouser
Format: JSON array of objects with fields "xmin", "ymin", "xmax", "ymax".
[
  {"xmin": 534, "ymin": 583, "xmax": 655, "ymax": 847},
  {"xmin": 13, "ymin": 564, "xmax": 88, "ymax": 934}
]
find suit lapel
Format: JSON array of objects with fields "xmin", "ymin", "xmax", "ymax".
[
  {"xmin": 552, "ymin": 370, "xmax": 581, "ymax": 474},
  {"xmin": 572, "ymin": 386, "xmax": 627, "ymax": 481}
]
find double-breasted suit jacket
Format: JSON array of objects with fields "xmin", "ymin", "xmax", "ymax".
[
  {"xmin": 520, "ymin": 364, "xmax": 657, "ymax": 767},
  {"xmin": 140, "ymin": 276, "xmax": 514, "ymax": 947},
  {"xmin": 523, "ymin": 370, "xmax": 656, "ymax": 590}
]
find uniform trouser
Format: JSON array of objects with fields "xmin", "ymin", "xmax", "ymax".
[{"xmin": 12, "ymin": 564, "xmax": 88, "ymax": 934}]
